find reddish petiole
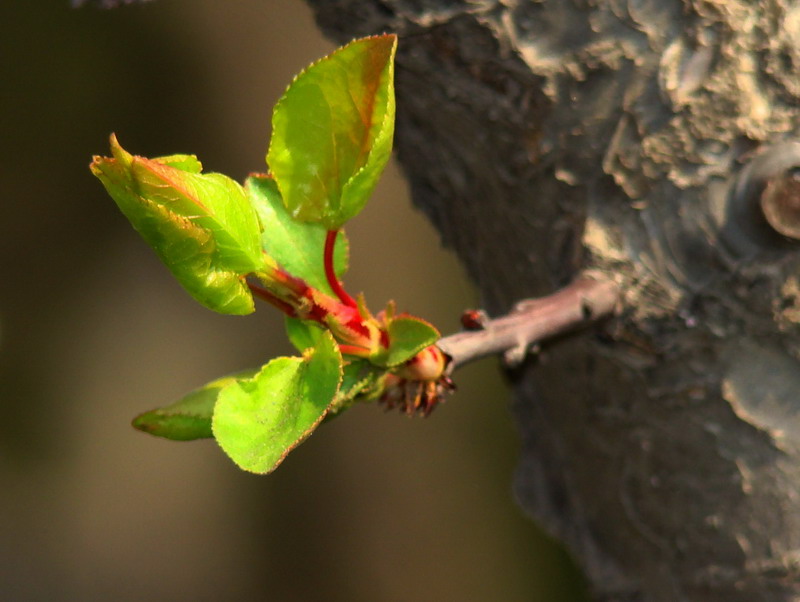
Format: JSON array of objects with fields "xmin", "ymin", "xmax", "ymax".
[{"xmin": 324, "ymin": 230, "xmax": 358, "ymax": 309}]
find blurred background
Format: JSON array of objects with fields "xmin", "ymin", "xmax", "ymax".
[{"xmin": 1, "ymin": 1, "xmax": 586, "ymax": 600}]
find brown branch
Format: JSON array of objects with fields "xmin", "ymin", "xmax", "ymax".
[{"xmin": 438, "ymin": 275, "xmax": 620, "ymax": 370}]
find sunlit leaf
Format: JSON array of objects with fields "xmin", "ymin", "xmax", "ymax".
[
  {"xmin": 247, "ymin": 175, "xmax": 348, "ymax": 294},
  {"xmin": 267, "ymin": 34, "xmax": 397, "ymax": 229},
  {"xmin": 90, "ymin": 135, "xmax": 263, "ymax": 315},
  {"xmin": 285, "ymin": 317, "xmax": 381, "ymax": 418},
  {"xmin": 131, "ymin": 370, "xmax": 257, "ymax": 441},
  {"xmin": 212, "ymin": 331, "xmax": 342, "ymax": 474}
]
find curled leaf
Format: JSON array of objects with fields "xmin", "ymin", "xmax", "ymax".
[
  {"xmin": 132, "ymin": 370, "xmax": 257, "ymax": 441},
  {"xmin": 91, "ymin": 135, "xmax": 263, "ymax": 315}
]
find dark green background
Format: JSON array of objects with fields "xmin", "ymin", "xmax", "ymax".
[{"xmin": 1, "ymin": 1, "xmax": 585, "ymax": 599}]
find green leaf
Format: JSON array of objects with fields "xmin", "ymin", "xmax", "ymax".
[
  {"xmin": 325, "ymin": 358, "xmax": 380, "ymax": 421},
  {"xmin": 285, "ymin": 316, "xmax": 327, "ymax": 354},
  {"xmin": 212, "ymin": 331, "xmax": 342, "ymax": 474},
  {"xmin": 131, "ymin": 370, "xmax": 257, "ymax": 441},
  {"xmin": 380, "ymin": 316, "xmax": 440, "ymax": 368},
  {"xmin": 285, "ymin": 318, "xmax": 379, "ymax": 417},
  {"xmin": 338, "ymin": 358, "xmax": 380, "ymax": 402},
  {"xmin": 153, "ymin": 154, "xmax": 203, "ymax": 172},
  {"xmin": 90, "ymin": 135, "xmax": 263, "ymax": 315},
  {"xmin": 267, "ymin": 34, "xmax": 397, "ymax": 229},
  {"xmin": 247, "ymin": 175, "xmax": 348, "ymax": 294}
]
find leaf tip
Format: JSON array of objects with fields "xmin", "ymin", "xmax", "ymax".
[
  {"xmin": 131, "ymin": 412, "xmax": 153, "ymax": 434},
  {"xmin": 108, "ymin": 132, "xmax": 133, "ymax": 168}
]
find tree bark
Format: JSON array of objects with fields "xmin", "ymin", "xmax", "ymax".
[{"xmin": 306, "ymin": 1, "xmax": 800, "ymax": 601}]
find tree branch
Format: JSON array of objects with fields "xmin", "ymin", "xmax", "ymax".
[{"xmin": 438, "ymin": 275, "xmax": 620, "ymax": 370}]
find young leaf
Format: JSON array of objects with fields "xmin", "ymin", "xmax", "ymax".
[
  {"xmin": 153, "ymin": 154, "xmax": 203, "ymax": 172},
  {"xmin": 212, "ymin": 331, "xmax": 342, "ymax": 474},
  {"xmin": 247, "ymin": 175, "xmax": 348, "ymax": 295},
  {"xmin": 379, "ymin": 316, "xmax": 441, "ymax": 368},
  {"xmin": 338, "ymin": 358, "xmax": 381, "ymax": 403},
  {"xmin": 132, "ymin": 370, "xmax": 257, "ymax": 441},
  {"xmin": 324, "ymin": 358, "xmax": 381, "ymax": 420},
  {"xmin": 267, "ymin": 34, "xmax": 397, "ymax": 229},
  {"xmin": 90, "ymin": 135, "xmax": 263, "ymax": 315},
  {"xmin": 285, "ymin": 316, "xmax": 327, "ymax": 354},
  {"xmin": 286, "ymin": 318, "xmax": 382, "ymax": 403}
]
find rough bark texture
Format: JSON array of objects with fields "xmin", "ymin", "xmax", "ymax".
[{"xmin": 306, "ymin": 2, "xmax": 800, "ymax": 600}]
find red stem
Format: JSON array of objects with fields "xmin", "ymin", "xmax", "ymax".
[
  {"xmin": 247, "ymin": 281, "xmax": 297, "ymax": 317},
  {"xmin": 338, "ymin": 344, "xmax": 372, "ymax": 358},
  {"xmin": 325, "ymin": 230, "xmax": 358, "ymax": 308}
]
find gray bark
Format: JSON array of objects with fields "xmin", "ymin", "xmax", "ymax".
[{"xmin": 306, "ymin": 1, "xmax": 800, "ymax": 601}]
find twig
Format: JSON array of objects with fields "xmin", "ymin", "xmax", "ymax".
[{"xmin": 437, "ymin": 275, "xmax": 620, "ymax": 370}]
